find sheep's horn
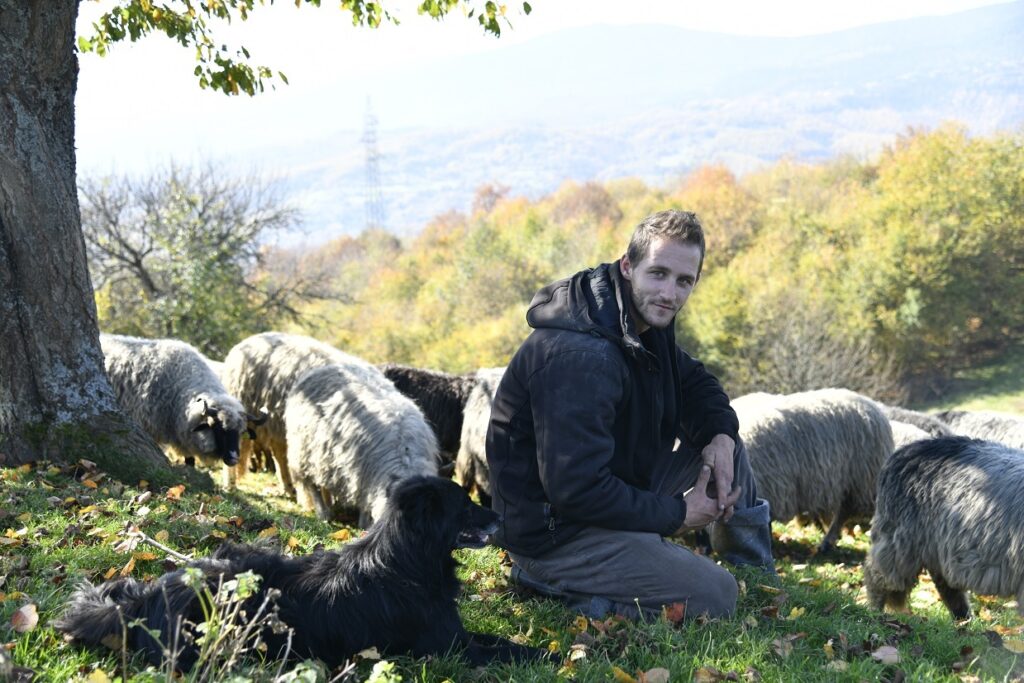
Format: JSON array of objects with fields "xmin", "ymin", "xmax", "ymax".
[{"xmin": 203, "ymin": 401, "xmax": 220, "ymax": 419}]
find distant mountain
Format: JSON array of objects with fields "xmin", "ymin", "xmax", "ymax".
[{"xmin": 275, "ymin": 1, "xmax": 1024, "ymax": 245}]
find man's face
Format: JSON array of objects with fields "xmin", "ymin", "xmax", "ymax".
[{"xmin": 620, "ymin": 237, "xmax": 701, "ymax": 333}]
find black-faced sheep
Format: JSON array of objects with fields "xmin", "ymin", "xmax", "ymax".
[
  {"xmin": 379, "ymin": 364, "xmax": 476, "ymax": 474},
  {"xmin": 877, "ymin": 403, "xmax": 953, "ymax": 438},
  {"xmin": 284, "ymin": 364, "xmax": 440, "ymax": 526},
  {"xmin": 864, "ymin": 436, "xmax": 1024, "ymax": 619},
  {"xmin": 221, "ymin": 332, "xmax": 373, "ymax": 498},
  {"xmin": 731, "ymin": 388, "xmax": 894, "ymax": 554},
  {"xmin": 933, "ymin": 409, "xmax": 1024, "ymax": 450},
  {"xmin": 100, "ymin": 334, "xmax": 262, "ymax": 484},
  {"xmin": 455, "ymin": 366, "xmax": 506, "ymax": 507}
]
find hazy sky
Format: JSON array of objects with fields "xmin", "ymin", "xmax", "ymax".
[{"xmin": 74, "ymin": 0, "xmax": 1016, "ymax": 175}]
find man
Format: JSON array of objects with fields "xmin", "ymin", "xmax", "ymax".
[{"xmin": 485, "ymin": 209, "xmax": 774, "ymax": 620}]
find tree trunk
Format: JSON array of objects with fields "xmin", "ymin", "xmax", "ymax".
[{"xmin": 0, "ymin": 1, "xmax": 203, "ymax": 488}]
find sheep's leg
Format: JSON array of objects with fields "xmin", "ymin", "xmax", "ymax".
[
  {"xmin": 222, "ymin": 464, "xmax": 237, "ymax": 490},
  {"xmin": 930, "ymin": 568, "xmax": 971, "ymax": 620},
  {"xmin": 294, "ymin": 476, "xmax": 332, "ymax": 520},
  {"xmin": 863, "ymin": 560, "xmax": 914, "ymax": 614},
  {"xmin": 271, "ymin": 440, "xmax": 296, "ymax": 500},
  {"xmin": 818, "ymin": 496, "xmax": 855, "ymax": 554}
]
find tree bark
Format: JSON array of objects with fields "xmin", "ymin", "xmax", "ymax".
[{"xmin": 0, "ymin": 1, "xmax": 203, "ymax": 488}]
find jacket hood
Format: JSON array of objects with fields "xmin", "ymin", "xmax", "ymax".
[{"xmin": 526, "ymin": 261, "xmax": 651, "ymax": 362}]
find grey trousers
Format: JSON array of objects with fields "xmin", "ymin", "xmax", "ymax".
[{"xmin": 509, "ymin": 439, "xmax": 766, "ymax": 619}]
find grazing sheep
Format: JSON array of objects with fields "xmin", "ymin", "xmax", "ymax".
[
  {"xmin": 877, "ymin": 403, "xmax": 953, "ymax": 438},
  {"xmin": 864, "ymin": 436, "xmax": 1024, "ymax": 619},
  {"xmin": 731, "ymin": 388, "xmax": 894, "ymax": 553},
  {"xmin": 379, "ymin": 364, "xmax": 476, "ymax": 473},
  {"xmin": 100, "ymin": 334, "xmax": 263, "ymax": 485},
  {"xmin": 889, "ymin": 421, "xmax": 932, "ymax": 451},
  {"xmin": 221, "ymin": 332, "xmax": 373, "ymax": 498},
  {"xmin": 933, "ymin": 409, "xmax": 1024, "ymax": 450},
  {"xmin": 455, "ymin": 366, "xmax": 506, "ymax": 507},
  {"xmin": 284, "ymin": 364, "xmax": 440, "ymax": 526}
]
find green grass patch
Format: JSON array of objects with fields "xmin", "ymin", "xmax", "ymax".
[
  {"xmin": 2, "ymin": 462, "xmax": 1022, "ymax": 682},
  {"xmin": 919, "ymin": 343, "xmax": 1024, "ymax": 414}
]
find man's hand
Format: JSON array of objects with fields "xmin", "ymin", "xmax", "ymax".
[
  {"xmin": 676, "ymin": 464, "xmax": 742, "ymax": 533},
  {"xmin": 702, "ymin": 433, "xmax": 736, "ymax": 520}
]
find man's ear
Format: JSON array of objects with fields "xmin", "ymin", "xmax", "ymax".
[{"xmin": 620, "ymin": 252, "xmax": 633, "ymax": 281}]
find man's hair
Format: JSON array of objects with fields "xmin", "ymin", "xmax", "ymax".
[{"xmin": 625, "ymin": 210, "xmax": 706, "ymax": 276}]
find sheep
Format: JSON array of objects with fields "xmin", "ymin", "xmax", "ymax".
[
  {"xmin": 379, "ymin": 364, "xmax": 476, "ymax": 474},
  {"xmin": 889, "ymin": 421, "xmax": 933, "ymax": 451},
  {"xmin": 284, "ymin": 363, "xmax": 440, "ymax": 526},
  {"xmin": 933, "ymin": 409, "xmax": 1024, "ymax": 450},
  {"xmin": 863, "ymin": 436, "xmax": 1024, "ymax": 619},
  {"xmin": 454, "ymin": 366, "xmax": 506, "ymax": 507},
  {"xmin": 877, "ymin": 403, "xmax": 953, "ymax": 438},
  {"xmin": 731, "ymin": 388, "xmax": 894, "ymax": 554},
  {"xmin": 220, "ymin": 332, "xmax": 374, "ymax": 498},
  {"xmin": 100, "ymin": 334, "xmax": 264, "ymax": 486}
]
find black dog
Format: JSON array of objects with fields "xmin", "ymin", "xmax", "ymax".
[{"xmin": 55, "ymin": 476, "xmax": 549, "ymax": 670}]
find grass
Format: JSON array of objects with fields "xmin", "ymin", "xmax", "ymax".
[
  {"xmin": 2, "ymin": 463, "xmax": 1023, "ymax": 683},
  {"xmin": 918, "ymin": 344, "xmax": 1024, "ymax": 414}
]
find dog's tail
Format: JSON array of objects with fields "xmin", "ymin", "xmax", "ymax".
[{"xmin": 54, "ymin": 580, "xmax": 147, "ymax": 648}]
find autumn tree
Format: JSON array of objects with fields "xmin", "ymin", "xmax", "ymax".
[
  {"xmin": 80, "ymin": 163, "xmax": 336, "ymax": 358},
  {"xmin": 0, "ymin": 0, "xmax": 525, "ymax": 478}
]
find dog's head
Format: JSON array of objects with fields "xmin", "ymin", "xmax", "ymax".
[{"xmin": 387, "ymin": 475, "xmax": 499, "ymax": 550}]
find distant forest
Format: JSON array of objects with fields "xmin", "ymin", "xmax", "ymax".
[{"xmin": 88, "ymin": 124, "xmax": 1024, "ymax": 402}]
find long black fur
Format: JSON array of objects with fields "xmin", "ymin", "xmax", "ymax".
[
  {"xmin": 380, "ymin": 364, "xmax": 476, "ymax": 468},
  {"xmin": 55, "ymin": 476, "xmax": 548, "ymax": 670}
]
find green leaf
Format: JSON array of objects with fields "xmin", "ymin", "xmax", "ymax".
[{"xmin": 523, "ymin": 2, "xmax": 532, "ymax": 14}]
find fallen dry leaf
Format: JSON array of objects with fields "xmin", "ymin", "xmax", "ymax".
[
  {"xmin": 257, "ymin": 526, "xmax": 278, "ymax": 539},
  {"xmin": 165, "ymin": 485, "xmax": 186, "ymax": 500},
  {"xmin": 10, "ymin": 604, "xmax": 38, "ymax": 633},
  {"xmin": 119, "ymin": 556, "xmax": 136, "ymax": 577},
  {"xmin": 823, "ymin": 639, "xmax": 835, "ymax": 660},
  {"xmin": 357, "ymin": 646, "xmax": 380, "ymax": 659},
  {"xmin": 871, "ymin": 645, "xmax": 900, "ymax": 664},
  {"xmin": 87, "ymin": 668, "xmax": 111, "ymax": 682},
  {"xmin": 568, "ymin": 644, "xmax": 588, "ymax": 662},
  {"xmin": 825, "ymin": 661, "xmax": 849, "ymax": 672},
  {"xmin": 639, "ymin": 667, "xmax": 669, "ymax": 683},
  {"xmin": 772, "ymin": 638, "xmax": 793, "ymax": 659},
  {"xmin": 329, "ymin": 529, "xmax": 351, "ymax": 541},
  {"xmin": 1003, "ymin": 639, "xmax": 1024, "ymax": 654},
  {"xmin": 611, "ymin": 665, "xmax": 637, "ymax": 683},
  {"xmin": 693, "ymin": 666, "xmax": 726, "ymax": 682}
]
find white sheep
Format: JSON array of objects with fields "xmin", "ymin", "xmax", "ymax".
[
  {"xmin": 454, "ymin": 366, "xmax": 506, "ymax": 506},
  {"xmin": 284, "ymin": 363, "xmax": 440, "ymax": 526},
  {"xmin": 877, "ymin": 403, "xmax": 953, "ymax": 438},
  {"xmin": 933, "ymin": 409, "xmax": 1024, "ymax": 450},
  {"xmin": 100, "ymin": 334, "xmax": 261, "ymax": 485},
  {"xmin": 889, "ymin": 420, "xmax": 932, "ymax": 451},
  {"xmin": 220, "ymin": 332, "xmax": 373, "ymax": 498},
  {"xmin": 731, "ymin": 388, "xmax": 894, "ymax": 553},
  {"xmin": 864, "ymin": 436, "xmax": 1024, "ymax": 619}
]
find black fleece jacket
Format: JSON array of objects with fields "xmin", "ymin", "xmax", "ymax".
[{"xmin": 485, "ymin": 261, "xmax": 739, "ymax": 557}]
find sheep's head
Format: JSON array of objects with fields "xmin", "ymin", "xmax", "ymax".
[{"xmin": 187, "ymin": 396, "xmax": 246, "ymax": 467}]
